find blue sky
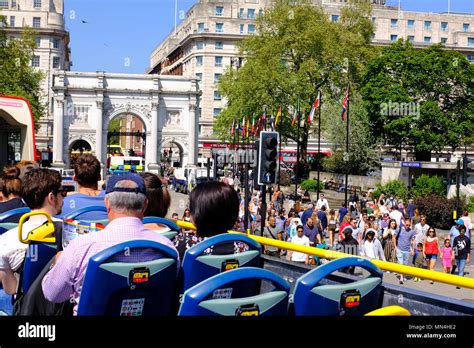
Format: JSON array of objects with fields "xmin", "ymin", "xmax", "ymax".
[{"xmin": 65, "ymin": 0, "xmax": 474, "ymax": 74}]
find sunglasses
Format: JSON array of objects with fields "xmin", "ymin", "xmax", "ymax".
[{"xmin": 52, "ymin": 189, "xmax": 67, "ymax": 198}]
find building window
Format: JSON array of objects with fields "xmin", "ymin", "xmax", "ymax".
[
  {"xmin": 240, "ymin": 24, "xmax": 244, "ymax": 34},
  {"xmin": 53, "ymin": 56, "xmax": 60, "ymax": 69},
  {"xmin": 424, "ymin": 21, "xmax": 431, "ymax": 30},
  {"xmin": 214, "ymin": 73, "xmax": 221, "ymax": 83},
  {"xmin": 441, "ymin": 22, "xmax": 448, "ymax": 32},
  {"xmin": 239, "ymin": 8, "xmax": 244, "ymax": 18},
  {"xmin": 407, "ymin": 20, "xmax": 414, "ymax": 29},
  {"xmin": 390, "ymin": 34, "xmax": 398, "ymax": 42},
  {"xmin": 9, "ymin": 16, "xmax": 15, "ymax": 27},
  {"xmin": 331, "ymin": 15, "xmax": 339, "ymax": 23},
  {"xmin": 34, "ymin": 0, "xmax": 41, "ymax": 8},
  {"xmin": 35, "ymin": 37, "xmax": 41, "ymax": 47},
  {"xmin": 464, "ymin": 23, "xmax": 470, "ymax": 32},
  {"xmin": 440, "ymin": 37, "xmax": 447, "ymax": 44},
  {"xmin": 248, "ymin": 8, "xmax": 255, "ymax": 19},
  {"xmin": 196, "ymin": 73, "xmax": 203, "ymax": 81},
  {"xmin": 467, "ymin": 55, "xmax": 474, "ymax": 62},
  {"xmin": 53, "ymin": 38, "xmax": 60, "ymax": 49},
  {"xmin": 0, "ymin": 0, "xmax": 8, "ymax": 7},
  {"xmin": 215, "ymin": 23, "xmax": 224, "ymax": 33},
  {"xmin": 213, "ymin": 108, "xmax": 222, "ymax": 117},
  {"xmin": 408, "ymin": 35, "xmax": 415, "ymax": 43},
  {"xmin": 196, "ymin": 56, "xmax": 203, "ymax": 66},
  {"xmin": 391, "ymin": 19, "xmax": 398, "ymax": 28},
  {"xmin": 215, "ymin": 41, "xmax": 223, "ymax": 49},
  {"xmin": 31, "ymin": 55, "xmax": 40, "ymax": 67},
  {"xmin": 215, "ymin": 56, "xmax": 223, "ymax": 67},
  {"xmin": 197, "ymin": 22, "xmax": 204, "ymax": 33},
  {"xmin": 424, "ymin": 36, "xmax": 431, "ymax": 43},
  {"xmin": 215, "ymin": 6, "xmax": 223, "ymax": 16},
  {"xmin": 33, "ymin": 17, "xmax": 41, "ymax": 28},
  {"xmin": 468, "ymin": 38, "xmax": 474, "ymax": 47},
  {"xmin": 371, "ymin": 17, "xmax": 376, "ymax": 24},
  {"xmin": 248, "ymin": 24, "xmax": 256, "ymax": 34},
  {"xmin": 214, "ymin": 91, "xmax": 221, "ymax": 100},
  {"xmin": 196, "ymin": 41, "xmax": 204, "ymax": 49},
  {"xmin": 11, "ymin": 0, "xmax": 16, "ymax": 7},
  {"xmin": 259, "ymin": 8, "xmax": 263, "ymax": 17}
]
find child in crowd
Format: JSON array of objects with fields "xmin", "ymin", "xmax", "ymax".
[
  {"xmin": 440, "ymin": 238, "xmax": 453, "ymax": 274},
  {"xmin": 413, "ymin": 242, "xmax": 426, "ymax": 282}
]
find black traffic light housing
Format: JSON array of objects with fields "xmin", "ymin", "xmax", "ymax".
[
  {"xmin": 462, "ymin": 155, "xmax": 473, "ymax": 186},
  {"xmin": 257, "ymin": 131, "xmax": 279, "ymax": 185}
]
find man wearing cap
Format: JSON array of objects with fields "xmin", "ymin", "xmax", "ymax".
[
  {"xmin": 450, "ymin": 219, "xmax": 469, "ymax": 247},
  {"xmin": 42, "ymin": 173, "xmax": 178, "ymax": 315}
]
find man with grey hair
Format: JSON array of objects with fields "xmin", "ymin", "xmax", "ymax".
[{"xmin": 42, "ymin": 173, "xmax": 178, "ymax": 315}]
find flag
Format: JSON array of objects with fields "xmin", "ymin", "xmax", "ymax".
[
  {"xmin": 246, "ymin": 118, "xmax": 250, "ymax": 138},
  {"xmin": 275, "ymin": 106, "xmax": 282, "ymax": 128},
  {"xmin": 255, "ymin": 116, "xmax": 261, "ymax": 137},
  {"xmin": 341, "ymin": 86, "xmax": 350, "ymax": 121},
  {"xmin": 231, "ymin": 119, "xmax": 235, "ymax": 137},
  {"xmin": 262, "ymin": 112, "xmax": 266, "ymax": 131},
  {"xmin": 270, "ymin": 115, "xmax": 275, "ymax": 131},
  {"xmin": 241, "ymin": 116, "xmax": 246, "ymax": 136},
  {"xmin": 291, "ymin": 108, "xmax": 297, "ymax": 126},
  {"xmin": 308, "ymin": 91, "xmax": 321, "ymax": 124},
  {"xmin": 251, "ymin": 115, "xmax": 255, "ymax": 135}
]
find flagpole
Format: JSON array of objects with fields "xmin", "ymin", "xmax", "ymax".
[
  {"xmin": 317, "ymin": 92, "xmax": 322, "ymax": 202},
  {"xmin": 295, "ymin": 97, "xmax": 300, "ymax": 199},
  {"xmin": 344, "ymin": 85, "xmax": 350, "ymax": 207}
]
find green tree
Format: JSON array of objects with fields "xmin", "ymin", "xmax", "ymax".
[
  {"xmin": 322, "ymin": 93, "xmax": 380, "ymax": 175},
  {"xmin": 361, "ymin": 39, "xmax": 474, "ymax": 160},
  {"xmin": 0, "ymin": 17, "xmax": 45, "ymax": 127},
  {"xmin": 410, "ymin": 175, "xmax": 445, "ymax": 199},
  {"xmin": 215, "ymin": 0, "xmax": 376, "ymax": 174}
]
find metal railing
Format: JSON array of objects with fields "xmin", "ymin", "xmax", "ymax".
[{"xmin": 174, "ymin": 220, "xmax": 474, "ymax": 290}]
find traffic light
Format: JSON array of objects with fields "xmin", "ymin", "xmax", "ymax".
[
  {"xmin": 257, "ymin": 131, "xmax": 279, "ymax": 185},
  {"xmin": 462, "ymin": 155, "xmax": 474, "ymax": 185}
]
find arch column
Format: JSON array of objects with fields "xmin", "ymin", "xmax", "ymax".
[
  {"xmin": 52, "ymin": 98, "xmax": 65, "ymax": 168},
  {"xmin": 95, "ymin": 100, "xmax": 104, "ymax": 164},
  {"xmin": 147, "ymin": 102, "xmax": 160, "ymax": 173},
  {"xmin": 188, "ymin": 103, "xmax": 198, "ymax": 166}
]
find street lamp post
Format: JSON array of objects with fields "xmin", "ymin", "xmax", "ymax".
[{"xmin": 294, "ymin": 97, "xmax": 300, "ymax": 199}]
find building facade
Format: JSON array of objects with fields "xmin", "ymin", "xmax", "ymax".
[
  {"xmin": 51, "ymin": 71, "xmax": 200, "ymax": 172},
  {"xmin": 1, "ymin": 0, "xmax": 71, "ymax": 151},
  {"xmin": 149, "ymin": 0, "xmax": 474, "ymax": 157}
]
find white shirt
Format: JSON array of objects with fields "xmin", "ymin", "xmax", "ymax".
[
  {"xmin": 414, "ymin": 223, "xmax": 430, "ymax": 244},
  {"xmin": 389, "ymin": 210, "xmax": 403, "ymax": 227},
  {"xmin": 363, "ymin": 240, "xmax": 376, "ymax": 259},
  {"xmin": 290, "ymin": 234, "xmax": 310, "ymax": 262},
  {"xmin": 316, "ymin": 198, "xmax": 329, "ymax": 210},
  {"xmin": 0, "ymin": 216, "xmax": 59, "ymax": 272}
]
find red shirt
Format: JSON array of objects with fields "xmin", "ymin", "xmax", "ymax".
[
  {"xmin": 424, "ymin": 239, "xmax": 439, "ymax": 255},
  {"xmin": 339, "ymin": 222, "xmax": 350, "ymax": 241}
]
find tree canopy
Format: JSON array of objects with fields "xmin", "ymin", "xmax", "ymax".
[
  {"xmin": 361, "ymin": 39, "xmax": 474, "ymax": 159},
  {"xmin": 215, "ymin": 0, "xmax": 376, "ymax": 170},
  {"xmin": 0, "ymin": 16, "xmax": 45, "ymax": 128}
]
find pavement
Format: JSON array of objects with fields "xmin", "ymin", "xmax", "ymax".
[{"xmin": 168, "ymin": 188, "xmax": 473, "ymax": 302}]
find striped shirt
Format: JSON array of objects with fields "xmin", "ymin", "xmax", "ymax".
[{"xmin": 42, "ymin": 217, "xmax": 178, "ymax": 315}]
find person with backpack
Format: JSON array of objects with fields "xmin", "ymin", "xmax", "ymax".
[{"xmin": 263, "ymin": 216, "xmax": 283, "ymax": 257}]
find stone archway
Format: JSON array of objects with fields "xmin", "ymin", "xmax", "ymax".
[
  {"xmin": 69, "ymin": 138, "xmax": 92, "ymax": 169},
  {"xmin": 161, "ymin": 139, "xmax": 185, "ymax": 168}
]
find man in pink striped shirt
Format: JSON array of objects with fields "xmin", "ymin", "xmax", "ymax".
[{"xmin": 42, "ymin": 173, "xmax": 178, "ymax": 315}]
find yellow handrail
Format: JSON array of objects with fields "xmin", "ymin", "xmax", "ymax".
[
  {"xmin": 18, "ymin": 211, "xmax": 56, "ymax": 244},
  {"xmin": 365, "ymin": 305, "xmax": 411, "ymax": 316},
  {"xmin": 244, "ymin": 234, "xmax": 474, "ymax": 290},
  {"xmin": 143, "ymin": 220, "xmax": 474, "ymax": 289}
]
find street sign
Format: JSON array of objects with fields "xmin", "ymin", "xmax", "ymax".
[{"xmin": 401, "ymin": 161, "xmax": 422, "ymax": 168}]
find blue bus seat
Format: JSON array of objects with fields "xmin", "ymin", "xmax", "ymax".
[
  {"xmin": 21, "ymin": 242, "xmax": 57, "ymax": 294},
  {"xmin": 293, "ymin": 257, "xmax": 384, "ymax": 316},
  {"xmin": 64, "ymin": 206, "xmax": 108, "ymax": 225},
  {"xmin": 143, "ymin": 216, "xmax": 179, "ymax": 240},
  {"xmin": 182, "ymin": 234, "xmax": 262, "ymax": 296},
  {"xmin": 0, "ymin": 223, "xmax": 18, "ymax": 235},
  {"xmin": 0, "ymin": 208, "xmax": 31, "ymax": 234},
  {"xmin": 77, "ymin": 240, "xmax": 179, "ymax": 316},
  {"xmin": 179, "ymin": 267, "xmax": 290, "ymax": 316}
]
